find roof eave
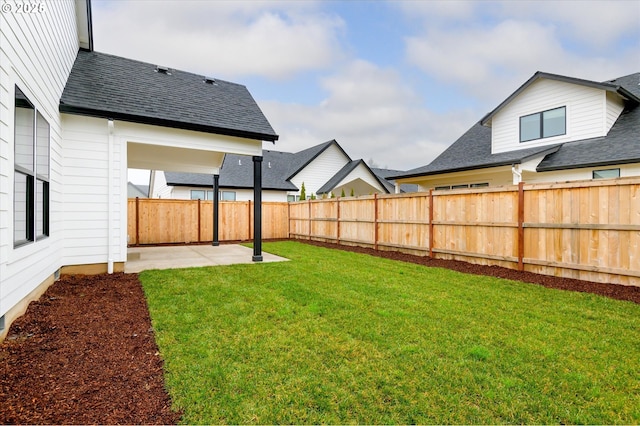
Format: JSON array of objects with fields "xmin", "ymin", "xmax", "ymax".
[
  {"xmin": 537, "ymin": 157, "xmax": 640, "ymax": 172},
  {"xmin": 59, "ymin": 104, "xmax": 279, "ymax": 142}
]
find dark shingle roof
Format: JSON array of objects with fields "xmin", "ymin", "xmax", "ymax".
[
  {"xmin": 60, "ymin": 50, "xmax": 278, "ymax": 141},
  {"xmin": 165, "ymin": 150, "xmax": 298, "ymax": 191},
  {"xmin": 285, "ymin": 140, "xmax": 351, "ymax": 180},
  {"xmin": 537, "ymin": 105, "xmax": 640, "ymax": 171},
  {"xmin": 392, "ymin": 72, "xmax": 640, "ymax": 180},
  {"xmin": 371, "ymin": 168, "xmax": 419, "ymax": 193},
  {"xmin": 391, "ymin": 123, "xmax": 560, "ymax": 179}
]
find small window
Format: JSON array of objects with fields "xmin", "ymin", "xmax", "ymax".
[
  {"xmin": 206, "ymin": 190, "xmax": 214, "ymax": 200},
  {"xmin": 470, "ymin": 183, "xmax": 489, "ymax": 188},
  {"xmin": 520, "ymin": 106, "xmax": 566, "ymax": 142},
  {"xmin": 287, "ymin": 195, "xmax": 296, "ymax": 202},
  {"xmin": 434, "ymin": 186, "xmax": 451, "ymax": 191},
  {"xmin": 221, "ymin": 191, "xmax": 236, "ymax": 201},
  {"xmin": 451, "ymin": 184, "xmax": 469, "ymax": 189},
  {"xmin": 190, "ymin": 190, "xmax": 205, "ymax": 200},
  {"xmin": 593, "ymin": 168, "xmax": 620, "ymax": 179}
]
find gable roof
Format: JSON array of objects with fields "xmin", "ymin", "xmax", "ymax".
[
  {"xmin": 165, "ymin": 150, "xmax": 298, "ymax": 191},
  {"xmin": 392, "ymin": 71, "xmax": 640, "ymax": 181},
  {"xmin": 285, "ymin": 140, "xmax": 351, "ymax": 180},
  {"xmin": 316, "ymin": 160, "xmax": 390, "ymax": 194},
  {"xmin": 390, "ymin": 123, "xmax": 560, "ymax": 180},
  {"xmin": 60, "ymin": 50, "xmax": 278, "ymax": 142},
  {"xmin": 127, "ymin": 182, "xmax": 148, "ymax": 198},
  {"xmin": 481, "ymin": 71, "xmax": 640, "ymax": 126},
  {"xmin": 371, "ymin": 168, "xmax": 419, "ymax": 193}
]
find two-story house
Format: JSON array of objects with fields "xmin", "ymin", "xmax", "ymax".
[{"xmin": 391, "ymin": 72, "xmax": 640, "ymax": 190}]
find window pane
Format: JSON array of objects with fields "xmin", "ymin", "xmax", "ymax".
[
  {"xmin": 190, "ymin": 190, "xmax": 205, "ymax": 200},
  {"xmin": 15, "ymin": 88, "xmax": 34, "ymax": 172},
  {"xmin": 14, "ymin": 172, "xmax": 29, "ymax": 243},
  {"xmin": 36, "ymin": 179, "xmax": 49, "ymax": 238},
  {"xmin": 543, "ymin": 107, "xmax": 565, "ymax": 138},
  {"xmin": 36, "ymin": 111, "xmax": 50, "ymax": 179},
  {"xmin": 287, "ymin": 195, "xmax": 296, "ymax": 202},
  {"xmin": 593, "ymin": 169, "xmax": 620, "ymax": 179},
  {"xmin": 206, "ymin": 191, "xmax": 214, "ymax": 200},
  {"xmin": 520, "ymin": 113, "xmax": 540, "ymax": 142},
  {"xmin": 221, "ymin": 191, "xmax": 236, "ymax": 201}
]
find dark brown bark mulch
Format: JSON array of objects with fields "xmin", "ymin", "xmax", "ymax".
[
  {"xmin": 0, "ymin": 273, "xmax": 181, "ymax": 425},
  {"xmin": 300, "ymin": 240, "xmax": 640, "ymax": 305}
]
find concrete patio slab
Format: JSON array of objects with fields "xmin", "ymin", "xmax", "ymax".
[{"xmin": 125, "ymin": 244, "xmax": 288, "ymax": 273}]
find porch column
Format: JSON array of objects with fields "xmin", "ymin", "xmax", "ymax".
[
  {"xmin": 252, "ymin": 155, "xmax": 263, "ymax": 261},
  {"xmin": 212, "ymin": 174, "xmax": 219, "ymax": 246}
]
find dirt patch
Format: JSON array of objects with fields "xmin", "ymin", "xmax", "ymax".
[
  {"xmin": 0, "ymin": 273, "xmax": 181, "ymax": 425},
  {"xmin": 300, "ymin": 240, "xmax": 640, "ymax": 305}
]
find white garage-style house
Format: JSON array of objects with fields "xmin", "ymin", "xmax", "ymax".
[{"xmin": 1, "ymin": 0, "xmax": 278, "ymax": 340}]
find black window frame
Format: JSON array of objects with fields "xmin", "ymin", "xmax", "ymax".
[
  {"xmin": 14, "ymin": 86, "xmax": 50, "ymax": 247},
  {"xmin": 520, "ymin": 106, "xmax": 566, "ymax": 143}
]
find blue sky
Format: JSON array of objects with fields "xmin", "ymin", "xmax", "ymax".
[{"xmin": 91, "ymin": 1, "xmax": 640, "ymax": 183}]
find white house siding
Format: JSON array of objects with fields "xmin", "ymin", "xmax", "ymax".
[
  {"xmin": 289, "ymin": 143, "xmax": 350, "ymax": 196},
  {"xmin": 334, "ymin": 162, "xmax": 386, "ymax": 195},
  {"xmin": 149, "ymin": 170, "xmax": 172, "ymax": 199},
  {"xmin": 0, "ymin": 1, "xmax": 79, "ymax": 321},
  {"xmin": 605, "ymin": 92, "xmax": 625, "ymax": 133},
  {"xmin": 491, "ymin": 79, "xmax": 618, "ymax": 154},
  {"xmin": 61, "ymin": 114, "xmax": 127, "ymax": 267}
]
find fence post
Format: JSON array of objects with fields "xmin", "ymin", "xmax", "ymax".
[
  {"xmin": 247, "ymin": 201, "xmax": 252, "ymax": 241},
  {"xmin": 197, "ymin": 198, "xmax": 201, "ymax": 243},
  {"xmin": 336, "ymin": 197, "xmax": 340, "ymax": 245},
  {"xmin": 135, "ymin": 197, "xmax": 140, "ymax": 247},
  {"xmin": 374, "ymin": 193, "xmax": 379, "ymax": 251},
  {"xmin": 308, "ymin": 199, "xmax": 312, "ymax": 240},
  {"xmin": 428, "ymin": 190, "xmax": 434, "ymax": 258},
  {"xmin": 518, "ymin": 182, "xmax": 525, "ymax": 271},
  {"xmin": 287, "ymin": 202, "xmax": 291, "ymax": 239}
]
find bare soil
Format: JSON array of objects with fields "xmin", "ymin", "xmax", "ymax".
[{"xmin": 1, "ymin": 241, "xmax": 638, "ymax": 425}]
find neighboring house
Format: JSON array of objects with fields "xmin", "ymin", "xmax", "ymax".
[
  {"xmin": 127, "ymin": 182, "xmax": 149, "ymax": 198},
  {"xmin": 150, "ymin": 140, "xmax": 413, "ymax": 201},
  {"xmin": 1, "ymin": 0, "xmax": 278, "ymax": 340},
  {"xmin": 391, "ymin": 72, "xmax": 640, "ymax": 190}
]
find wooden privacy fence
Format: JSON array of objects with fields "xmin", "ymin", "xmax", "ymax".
[
  {"xmin": 290, "ymin": 177, "xmax": 640, "ymax": 286},
  {"xmin": 127, "ymin": 198, "xmax": 289, "ymax": 245}
]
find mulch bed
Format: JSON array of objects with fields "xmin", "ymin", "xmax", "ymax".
[
  {"xmin": 0, "ymin": 273, "xmax": 181, "ymax": 425},
  {"xmin": 1, "ymin": 242, "xmax": 638, "ymax": 425}
]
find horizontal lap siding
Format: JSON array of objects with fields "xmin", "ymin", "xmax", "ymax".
[
  {"xmin": 62, "ymin": 115, "xmax": 126, "ymax": 266},
  {"xmin": 1, "ymin": 1, "xmax": 78, "ymax": 317}
]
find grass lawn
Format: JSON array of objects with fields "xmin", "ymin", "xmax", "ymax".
[{"xmin": 140, "ymin": 241, "xmax": 640, "ymax": 424}]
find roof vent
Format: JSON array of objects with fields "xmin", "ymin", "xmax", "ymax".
[
  {"xmin": 238, "ymin": 159, "xmax": 242, "ymax": 165},
  {"xmin": 155, "ymin": 65, "xmax": 171, "ymax": 75},
  {"xmin": 204, "ymin": 77, "xmax": 217, "ymax": 85},
  {"xmin": 268, "ymin": 162, "xmax": 271, "ymax": 168}
]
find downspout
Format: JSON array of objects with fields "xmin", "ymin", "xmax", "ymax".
[
  {"xmin": 107, "ymin": 120, "xmax": 114, "ymax": 274},
  {"xmin": 511, "ymin": 164, "xmax": 522, "ymax": 185}
]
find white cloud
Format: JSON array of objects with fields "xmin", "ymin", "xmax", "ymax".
[
  {"xmin": 92, "ymin": 0, "xmax": 345, "ymax": 79},
  {"xmin": 261, "ymin": 60, "xmax": 476, "ymax": 170}
]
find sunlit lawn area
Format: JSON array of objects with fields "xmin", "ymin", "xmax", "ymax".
[{"xmin": 140, "ymin": 241, "xmax": 640, "ymax": 424}]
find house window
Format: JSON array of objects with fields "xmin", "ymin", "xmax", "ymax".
[
  {"xmin": 14, "ymin": 86, "xmax": 49, "ymax": 247},
  {"xmin": 287, "ymin": 195, "xmax": 296, "ymax": 202},
  {"xmin": 190, "ymin": 190, "xmax": 205, "ymax": 200},
  {"xmin": 520, "ymin": 106, "xmax": 566, "ymax": 142},
  {"xmin": 593, "ymin": 168, "xmax": 620, "ymax": 179},
  {"xmin": 221, "ymin": 191, "xmax": 236, "ymax": 201}
]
